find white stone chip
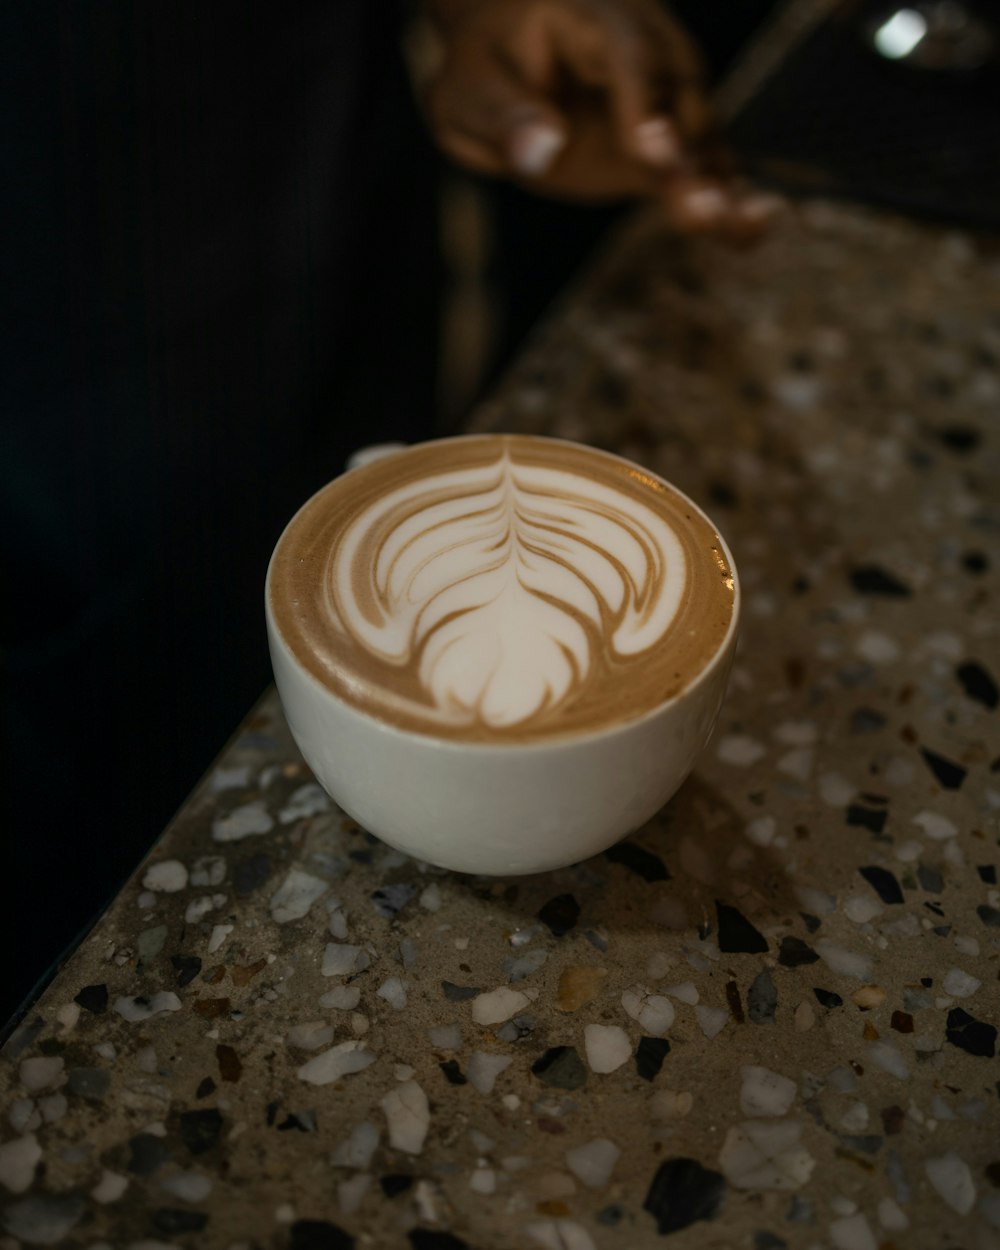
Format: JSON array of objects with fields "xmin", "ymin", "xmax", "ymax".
[
  {"xmin": 19, "ymin": 1056, "xmax": 64, "ymax": 1092},
  {"xmin": 876, "ymin": 1196, "xmax": 909, "ymax": 1231},
  {"xmin": 466, "ymin": 1053, "xmax": 512, "ymax": 1095},
  {"xmin": 428, "ymin": 1024, "xmax": 462, "ymax": 1051},
  {"xmin": 740, "ymin": 1067, "xmax": 797, "ymax": 1117},
  {"xmin": 322, "ymin": 943, "xmax": 370, "ymax": 977},
  {"xmin": 331, "ymin": 1121, "xmax": 379, "ymax": 1169},
  {"xmin": 55, "ymin": 1003, "xmax": 80, "ymax": 1033},
  {"xmin": 91, "ymin": 1169, "xmax": 129, "ymax": 1204},
  {"xmin": 925, "ymin": 1151, "xmax": 976, "ymax": 1215},
  {"xmin": 838, "ymin": 1102, "xmax": 869, "ymax": 1132},
  {"xmin": 525, "ymin": 1220, "xmax": 597, "ymax": 1250},
  {"xmin": 7, "ymin": 1099, "xmax": 38, "ymax": 1133},
  {"xmin": 190, "ymin": 855, "xmax": 226, "ymax": 886},
  {"xmin": 470, "ymin": 1168, "xmax": 496, "ymax": 1194},
  {"xmin": 829, "ymin": 1212, "xmax": 877, "ymax": 1250},
  {"xmin": 159, "ymin": 1171, "xmax": 212, "ymax": 1202},
  {"xmin": 113, "ymin": 992, "xmax": 182, "ymax": 1023},
  {"xmin": 913, "ymin": 810, "xmax": 958, "ymax": 840},
  {"xmin": 381, "ymin": 1080, "xmax": 430, "ymax": 1154},
  {"xmin": 867, "ymin": 1041, "xmax": 909, "ymax": 1080},
  {"xmin": 185, "ymin": 895, "xmax": 224, "ymax": 924},
  {"xmin": 584, "ymin": 1024, "xmax": 631, "ymax": 1074},
  {"xmin": 718, "ymin": 1120, "xmax": 815, "ymax": 1190},
  {"xmin": 778, "ymin": 748, "xmax": 814, "ymax": 782},
  {"xmin": 376, "ymin": 977, "xmax": 408, "ymax": 1010},
  {"xmin": 663, "ymin": 982, "xmax": 699, "ymax": 1005},
  {"xmin": 269, "ymin": 868, "xmax": 328, "ymax": 923},
  {"xmin": 207, "ymin": 924, "xmax": 233, "ymax": 954},
  {"xmin": 210, "ymin": 763, "xmax": 251, "ymax": 792},
  {"xmin": 942, "ymin": 968, "xmax": 981, "ymax": 998},
  {"xmin": 419, "ymin": 883, "xmax": 442, "ymax": 912},
  {"xmin": 844, "ymin": 895, "xmax": 882, "ymax": 924},
  {"xmin": 286, "ymin": 1022, "xmax": 336, "ymax": 1051},
  {"xmin": 320, "ymin": 985, "xmax": 362, "ymax": 1011},
  {"xmin": 564, "ymin": 1138, "xmax": 621, "ymax": 1189},
  {"xmin": 0, "ymin": 1134, "xmax": 42, "ymax": 1193},
  {"xmin": 141, "ymin": 860, "xmax": 188, "ymax": 893},
  {"xmin": 745, "ymin": 816, "xmax": 776, "ymax": 846},
  {"xmin": 471, "ymin": 987, "xmax": 530, "ymax": 1025},
  {"xmin": 717, "ymin": 735, "xmax": 766, "ymax": 766},
  {"xmin": 212, "ymin": 800, "xmax": 274, "ymax": 841},
  {"xmin": 814, "ymin": 940, "xmax": 873, "ymax": 981},
  {"xmin": 650, "ymin": 1089, "xmax": 693, "ymax": 1119},
  {"xmin": 795, "ymin": 885, "xmax": 837, "ymax": 915},
  {"xmin": 278, "ymin": 782, "xmax": 330, "ymax": 824},
  {"xmin": 296, "ymin": 1041, "xmax": 375, "ymax": 1085},
  {"xmin": 696, "ymin": 1006, "xmax": 729, "ymax": 1039},
  {"xmin": 337, "ymin": 1172, "xmax": 372, "ymax": 1215},
  {"xmin": 818, "ymin": 771, "xmax": 856, "ymax": 806},
  {"xmin": 856, "ymin": 630, "xmax": 900, "ymax": 663},
  {"xmin": 620, "ymin": 986, "xmax": 675, "ymax": 1035}
]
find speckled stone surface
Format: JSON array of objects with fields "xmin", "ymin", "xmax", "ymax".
[{"xmin": 3, "ymin": 202, "xmax": 999, "ymax": 1250}]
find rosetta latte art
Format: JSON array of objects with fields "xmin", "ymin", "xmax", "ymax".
[{"xmin": 327, "ymin": 448, "xmax": 685, "ymax": 729}]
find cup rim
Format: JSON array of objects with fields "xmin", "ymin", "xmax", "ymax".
[{"xmin": 265, "ymin": 432, "xmax": 741, "ymax": 753}]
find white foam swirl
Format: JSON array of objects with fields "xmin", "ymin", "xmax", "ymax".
[{"xmin": 329, "ymin": 449, "xmax": 685, "ymax": 728}]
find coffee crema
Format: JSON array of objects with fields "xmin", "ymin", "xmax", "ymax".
[{"xmin": 268, "ymin": 435, "xmax": 735, "ymax": 742}]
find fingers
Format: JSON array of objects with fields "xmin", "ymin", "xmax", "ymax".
[
  {"xmin": 427, "ymin": 43, "xmax": 568, "ymax": 179},
  {"xmin": 662, "ymin": 175, "xmax": 785, "ymax": 242}
]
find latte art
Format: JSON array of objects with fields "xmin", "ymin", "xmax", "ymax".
[{"xmin": 269, "ymin": 436, "xmax": 735, "ymax": 742}]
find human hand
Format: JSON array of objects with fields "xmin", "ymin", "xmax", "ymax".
[{"xmin": 424, "ymin": 0, "xmax": 780, "ymax": 239}]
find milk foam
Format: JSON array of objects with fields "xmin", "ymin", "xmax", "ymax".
[
  {"xmin": 328, "ymin": 449, "xmax": 685, "ymax": 729},
  {"xmin": 270, "ymin": 435, "xmax": 735, "ymax": 742}
]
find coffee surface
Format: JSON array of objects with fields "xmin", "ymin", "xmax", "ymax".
[{"xmin": 269, "ymin": 435, "xmax": 735, "ymax": 741}]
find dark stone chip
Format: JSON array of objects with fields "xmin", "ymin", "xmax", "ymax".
[
  {"xmin": 881, "ymin": 1105, "xmax": 905, "ymax": 1134},
  {"xmin": 935, "ymin": 424, "xmax": 981, "ymax": 452},
  {"xmin": 277, "ymin": 1113, "xmax": 315, "ymax": 1132},
  {"xmin": 537, "ymin": 893, "xmax": 581, "ymax": 937},
  {"xmin": 196, "ymin": 1077, "xmax": 216, "ymax": 1100},
  {"xmin": 850, "ymin": 707, "xmax": 887, "ymax": 734},
  {"xmin": 962, "ymin": 550, "xmax": 988, "ymax": 575},
  {"xmin": 349, "ymin": 849, "xmax": 374, "ymax": 865},
  {"xmin": 920, "ymin": 748, "xmax": 967, "ymax": 790},
  {"xmin": 813, "ymin": 988, "xmax": 843, "ymax": 1009},
  {"xmin": 725, "ymin": 981, "xmax": 745, "ymax": 1022},
  {"xmin": 846, "ymin": 805, "xmax": 887, "ymax": 833},
  {"xmin": 170, "ymin": 954, "xmax": 202, "ymax": 987},
  {"xmin": 371, "ymin": 882, "xmax": 418, "ymax": 919},
  {"xmin": 859, "ymin": 865, "xmax": 904, "ymax": 904},
  {"xmin": 715, "ymin": 902, "xmax": 768, "ymax": 953},
  {"xmin": 439, "ymin": 1059, "xmax": 467, "ymax": 1086},
  {"xmin": 380, "ymin": 1173, "xmax": 414, "ymax": 1197},
  {"xmin": 408, "ymin": 1232, "xmax": 472, "ymax": 1250},
  {"xmin": 178, "ymin": 1107, "xmax": 224, "ymax": 1155},
  {"xmin": 891, "ymin": 1011, "xmax": 914, "ymax": 1034},
  {"xmin": 978, "ymin": 905, "xmax": 1000, "ymax": 928},
  {"xmin": 956, "ymin": 661, "xmax": 999, "ymax": 710},
  {"xmin": 978, "ymin": 865, "xmax": 998, "ymax": 885},
  {"xmin": 748, "ymin": 969, "xmax": 777, "ymax": 1024},
  {"xmin": 67, "ymin": 1067, "xmax": 111, "ymax": 1099},
  {"xmin": 849, "ymin": 565, "xmax": 912, "ymax": 597},
  {"xmin": 441, "ymin": 980, "xmax": 480, "ymax": 1002},
  {"xmin": 643, "ymin": 1157, "xmax": 726, "ymax": 1235},
  {"xmin": 604, "ymin": 841, "xmax": 670, "ymax": 881},
  {"xmin": 290, "ymin": 1220, "xmax": 355, "ymax": 1250},
  {"xmin": 531, "ymin": 1045, "xmax": 587, "ymax": 1090},
  {"xmin": 216, "ymin": 1043, "xmax": 242, "ymax": 1083},
  {"xmin": 596, "ymin": 1204, "xmax": 625, "ymax": 1226},
  {"xmin": 152, "ymin": 1209, "xmax": 209, "ymax": 1233},
  {"xmin": 266, "ymin": 1101, "xmax": 280, "ymax": 1126},
  {"xmin": 754, "ymin": 1233, "xmax": 789, "ymax": 1250},
  {"xmin": 635, "ymin": 1037, "xmax": 671, "ymax": 1081},
  {"xmin": 74, "ymin": 983, "xmax": 108, "ymax": 1014},
  {"xmin": 985, "ymin": 1161, "xmax": 1000, "ymax": 1187},
  {"xmin": 838, "ymin": 1134, "xmax": 883, "ymax": 1156},
  {"xmin": 946, "ymin": 1008, "xmax": 997, "ymax": 1058},
  {"xmin": 778, "ymin": 936, "xmax": 819, "ymax": 967},
  {"xmin": 917, "ymin": 864, "xmax": 944, "ymax": 893},
  {"xmin": 233, "ymin": 852, "xmax": 272, "ymax": 896},
  {"xmin": 707, "ymin": 480, "xmax": 739, "ymax": 508},
  {"xmin": 799, "ymin": 912, "xmax": 821, "ymax": 934},
  {"xmin": 128, "ymin": 1133, "xmax": 170, "ymax": 1175}
]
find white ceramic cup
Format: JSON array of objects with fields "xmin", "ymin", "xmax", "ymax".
[{"xmin": 265, "ymin": 448, "xmax": 740, "ymax": 876}]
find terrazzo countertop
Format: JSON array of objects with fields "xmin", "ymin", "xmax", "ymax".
[{"xmin": 3, "ymin": 201, "xmax": 999, "ymax": 1250}]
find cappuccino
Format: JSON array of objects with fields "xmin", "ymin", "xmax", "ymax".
[{"xmin": 268, "ymin": 435, "xmax": 734, "ymax": 743}]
